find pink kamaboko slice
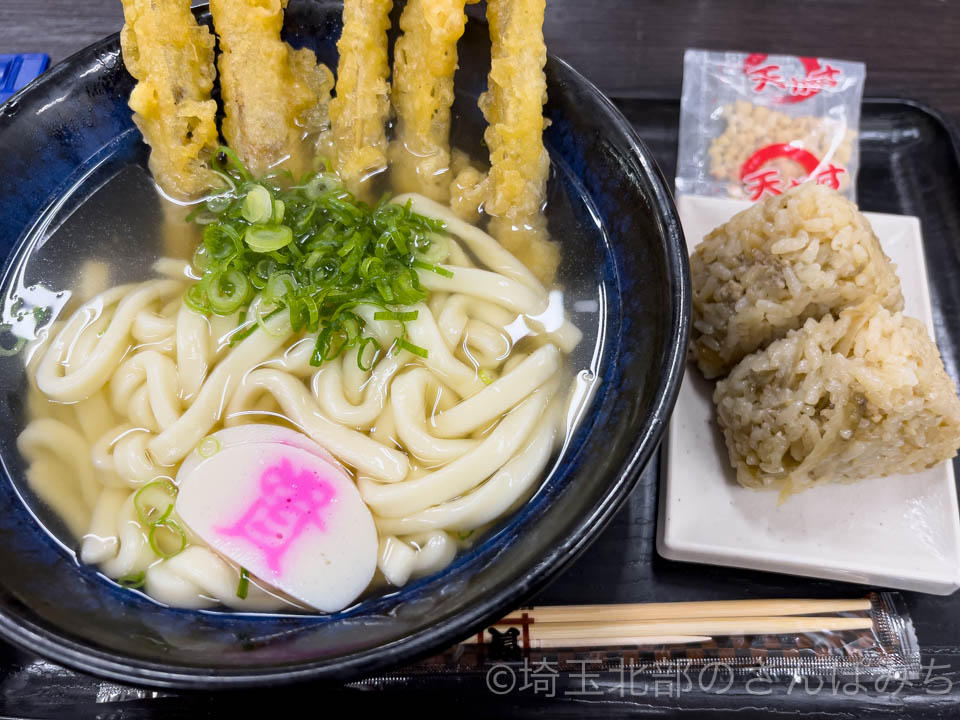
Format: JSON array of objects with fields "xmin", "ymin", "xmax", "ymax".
[
  {"xmin": 175, "ymin": 438, "xmax": 377, "ymax": 612},
  {"xmin": 178, "ymin": 424, "xmax": 342, "ymax": 482}
]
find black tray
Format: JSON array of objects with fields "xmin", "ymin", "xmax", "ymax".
[{"xmin": 3, "ymin": 98, "xmax": 960, "ymax": 719}]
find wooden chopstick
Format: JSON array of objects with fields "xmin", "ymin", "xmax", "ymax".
[
  {"xmin": 464, "ymin": 635, "xmax": 712, "ymax": 648},
  {"xmin": 515, "ymin": 598, "xmax": 871, "ymax": 623},
  {"xmin": 487, "ymin": 616, "xmax": 873, "ymax": 640},
  {"xmin": 467, "ymin": 599, "xmax": 875, "ymax": 649}
]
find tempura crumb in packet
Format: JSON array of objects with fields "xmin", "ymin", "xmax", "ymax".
[{"xmin": 677, "ymin": 49, "xmax": 865, "ymax": 202}]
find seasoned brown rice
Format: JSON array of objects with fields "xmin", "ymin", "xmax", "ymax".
[
  {"xmin": 714, "ymin": 302, "xmax": 960, "ymax": 499},
  {"xmin": 690, "ymin": 183, "xmax": 903, "ymax": 379}
]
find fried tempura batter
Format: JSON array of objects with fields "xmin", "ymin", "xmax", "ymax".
[
  {"xmin": 211, "ymin": 0, "xmax": 334, "ymax": 174},
  {"xmin": 328, "ymin": 0, "xmax": 394, "ymax": 194},
  {"xmin": 120, "ymin": 0, "xmax": 219, "ymax": 199},
  {"xmin": 389, "ymin": 0, "xmax": 470, "ymax": 202},
  {"xmin": 479, "ymin": 0, "xmax": 559, "ymax": 284},
  {"xmin": 448, "ymin": 148, "xmax": 487, "ymax": 223}
]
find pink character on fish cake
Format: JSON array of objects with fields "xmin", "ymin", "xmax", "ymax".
[{"xmin": 217, "ymin": 457, "xmax": 337, "ymax": 575}]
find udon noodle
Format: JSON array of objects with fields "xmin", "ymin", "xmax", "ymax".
[
  {"xmin": 7, "ymin": 0, "xmax": 592, "ymax": 614},
  {"xmin": 18, "ymin": 192, "xmax": 582, "ymax": 611}
]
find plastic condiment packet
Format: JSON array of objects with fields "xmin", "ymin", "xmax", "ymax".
[
  {"xmin": 676, "ymin": 49, "xmax": 865, "ymax": 202},
  {"xmin": 353, "ymin": 592, "xmax": 920, "ymax": 689}
]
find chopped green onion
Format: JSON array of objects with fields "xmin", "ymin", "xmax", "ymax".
[
  {"xmin": 303, "ymin": 173, "xmax": 340, "ymax": 200},
  {"xmin": 207, "ymin": 270, "xmax": 250, "ymax": 314},
  {"xmin": 33, "ymin": 306, "xmax": 52, "ymax": 327},
  {"xmin": 134, "ymin": 480, "xmax": 178, "ymax": 527},
  {"xmin": 357, "ymin": 336, "xmax": 382, "ymax": 372},
  {"xmin": 204, "ymin": 223, "xmax": 242, "ymax": 262},
  {"xmin": 156, "ymin": 503, "xmax": 173, "ymax": 524},
  {"xmin": 192, "ymin": 244, "xmax": 213, "ymax": 272},
  {"xmin": 392, "ymin": 272, "xmax": 423, "ymax": 303},
  {"xmin": 261, "ymin": 168, "xmax": 294, "ymax": 188},
  {"xmin": 244, "ymin": 224, "xmax": 293, "ymax": 253},
  {"xmin": 312, "ymin": 330, "xmax": 345, "ymax": 365},
  {"xmin": 197, "ymin": 436, "xmax": 221, "ymax": 458},
  {"xmin": 416, "ymin": 233, "xmax": 450, "ymax": 264},
  {"xmin": 255, "ymin": 306, "xmax": 287, "ymax": 337},
  {"xmin": 236, "ymin": 567, "xmax": 250, "ymax": 600},
  {"xmin": 210, "ymin": 169, "xmax": 238, "ymax": 194},
  {"xmin": 185, "ymin": 206, "xmax": 220, "ymax": 225},
  {"xmin": 272, "ymin": 198, "xmax": 285, "ymax": 224},
  {"xmin": 395, "ymin": 337, "xmax": 429, "ymax": 358},
  {"xmin": 264, "ymin": 273, "xmax": 297, "ymax": 305},
  {"xmin": 374, "ymin": 310, "xmax": 419, "ymax": 322},
  {"xmin": 241, "ymin": 185, "xmax": 273, "ymax": 224},
  {"xmin": 131, "ymin": 480, "xmax": 187, "ymax": 560},
  {"xmin": 412, "ymin": 260, "xmax": 454, "ymax": 279},
  {"xmin": 342, "ymin": 315, "xmax": 360, "ymax": 344},
  {"xmin": 205, "ymin": 193, "xmax": 233, "ymax": 214},
  {"xmin": 0, "ymin": 326, "xmax": 25, "ymax": 357},
  {"xmin": 229, "ymin": 321, "xmax": 258, "ymax": 346},
  {"xmin": 187, "ymin": 148, "xmax": 447, "ymax": 366},
  {"xmin": 479, "ymin": 369, "xmax": 496, "ymax": 385},
  {"xmin": 148, "ymin": 518, "xmax": 187, "ymax": 559},
  {"xmin": 213, "ymin": 146, "xmax": 252, "ymax": 181},
  {"xmin": 184, "ymin": 281, "xmax": 211, "ymax": 315},
  {"xmin": 118, "ymin": 572, "xmax": 146, "ymax": 589}
]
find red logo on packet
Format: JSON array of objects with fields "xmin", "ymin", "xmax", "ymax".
[
  {"xmin": 743, "ymin": 54, "xmax": 842, "ymax": 104},
  {"xmin": 740, "ymin": 143, "xmax": 846, "ymax": 200},
  {"xmin": 813, "ymin": 163, "xmax": 846, "ymax": 189},
  {"xmin": 742, "ymin": 169, "xmax": 783, "ymax": 201}
]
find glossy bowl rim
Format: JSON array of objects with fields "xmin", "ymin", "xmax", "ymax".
[{"xmin": 0, "ymin": 25, "xmax": 689, "ymax": 689}]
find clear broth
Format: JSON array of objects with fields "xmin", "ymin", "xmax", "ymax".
[{"xmin": 0, "ymin": 133, "xmax": 608, "ymax": 612}]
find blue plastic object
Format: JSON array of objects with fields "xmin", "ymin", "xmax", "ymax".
[{"xmin": 0, "ymin": 53, "xmax": 49, "ymax": 104}]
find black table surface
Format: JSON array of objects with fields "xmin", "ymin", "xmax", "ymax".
[{"xmin": 3, "ymin": 1, "xmax": 960, "ymax": 717}]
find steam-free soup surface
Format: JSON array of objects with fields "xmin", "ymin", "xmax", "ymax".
[{"xmin": 1, "ymin": 139, "xmax": 606, "ymax": 613}]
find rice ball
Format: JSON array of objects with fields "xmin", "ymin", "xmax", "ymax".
[
  {"xmin": 690, "ymin": 183, "xmax": 903, "ymax": 379},
  {"xmin": 714, "ymin": 302, "xmax": 960, "ymax": 499}
]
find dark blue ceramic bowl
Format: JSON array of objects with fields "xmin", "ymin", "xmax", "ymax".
[{"xmin": 0, "ymin": 1, "xmax": 687, "ymax": 688}]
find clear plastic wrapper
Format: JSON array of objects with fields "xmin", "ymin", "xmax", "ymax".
[
  {"xmin": 677, "ymin": 49, "xmax": 865, "ymax": 202},
  {"xmin": 0, "ymin": 593, "xmax": 924, "ymax": 707},
  {"xmin": 353, "ymin": 592, "xmax": 920, "ymax": 691}
]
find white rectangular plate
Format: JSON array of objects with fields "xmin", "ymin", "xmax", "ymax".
[{"xmin": 659, "ymin": 194, "xmax": 960, "ymax": 595}]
